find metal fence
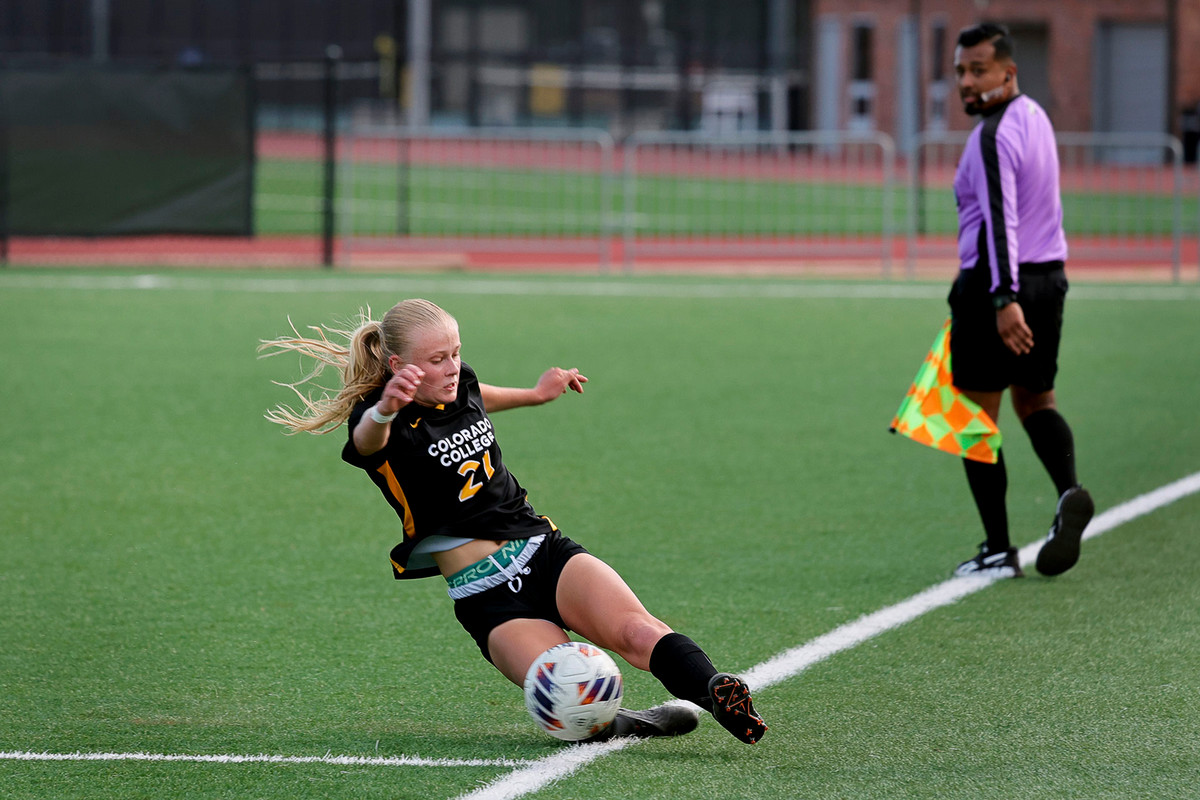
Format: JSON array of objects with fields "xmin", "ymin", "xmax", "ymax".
[
  {"xmin": 621, "ymin": 130, "xmax": 896, "ymax": 272},
  {"xmin": 6, "ymin": 113, "xmax": 1196, "ymax": 276},
  {"xmin": 908, "ymin": 131, "xmax": 1192, "ymax": 281},
  {"xmin": 338, "ymin": 126, "xmax": 1193, "ymax": 278},
  {"xmin": 340, "ymin": 124, "xmax": 616, "ymax": 268},
  {"xmin": 339, "ymin": 126, "xmax": 897, "ymax": 272}
]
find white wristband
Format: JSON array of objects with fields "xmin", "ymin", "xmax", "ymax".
[{"xmin": 368, "ymin": 404, "xmax": 398, "ymax": 424}]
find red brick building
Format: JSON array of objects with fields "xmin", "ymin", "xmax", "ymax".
[{"xmin": 811, "ymin": 0, "xmax": 1200, "ymax": 148}]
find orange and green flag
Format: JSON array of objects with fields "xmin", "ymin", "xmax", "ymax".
[{"xmin": 890, "ymin": 318, "xmax": 1001, "ymax": 464}]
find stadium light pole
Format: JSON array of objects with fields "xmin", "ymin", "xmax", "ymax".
[
  {"xmin": 322, "ymin": 45, "xmax": 342, "ymax": 268},
  {"xmin": 0, "ymin": 96, "xmax": 7, "ymax": 268}
]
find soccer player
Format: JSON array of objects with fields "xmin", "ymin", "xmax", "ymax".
[
  {"xmin": 946, "ymin": 23, "xmax": 1094, "ymax": 578},
  {"xmin": 260, "ymin": 298, "xmax": 767, "ymax": 744}
]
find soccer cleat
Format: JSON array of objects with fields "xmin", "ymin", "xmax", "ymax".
[
  {"xmin": 707, "ymin": 673, "xmax": 767, "ymax": 744},
  {"xmin": 1035, "ymin": 485, "xmax": 1095, "ymax": 577},
  {"xmin": 583, "ymin": 705, "xmax": 700, "ymax": 743},
  {"xmin": 954, "ymin": 543, "xmax": 1024, "ymax": 578}
]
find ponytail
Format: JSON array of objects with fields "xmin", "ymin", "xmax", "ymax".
[
  {"xmin": 259, "ymin": 299, "xmax": 458, "ymax": 435},
  {"xmin": 258, "ymin": 310, "xmax": 389, "ymax": 434}
]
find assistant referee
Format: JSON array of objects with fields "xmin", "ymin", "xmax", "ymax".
[{"xmin": 946, "ymin": 23, "xmax": 1093, "ymax": 579}]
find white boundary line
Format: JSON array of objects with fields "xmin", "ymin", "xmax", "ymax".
[
  {"xmin": 455, "ymin": 470, "xmax": 1200, "ymax": 800},
  {"xmin": 1, "ymin": 273, "xmax": 1199, "ymax": 301},
  {"xmin": 0, "ymin": 750, "xmax": 531, "ymax": 768}
]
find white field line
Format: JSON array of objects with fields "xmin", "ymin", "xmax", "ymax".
[
  {"xmin": 0, "ymin": 750, "xmax": 531, "ymax": 768},
  {"xmin": 2, "ymin": 273, "xmax": 1200, "ymax": 301},
  {"xmin": 455, "ymin": 470, "xmax": 1200, "ymax": 800}
]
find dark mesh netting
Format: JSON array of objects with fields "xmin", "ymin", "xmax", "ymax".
[{"xmin": 1, "ymin": 65, "xmax": 253, "ymax": 235}]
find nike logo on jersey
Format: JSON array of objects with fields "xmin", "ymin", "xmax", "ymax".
[{"xmin": 410, "ymin": 418, "xmax": 421, "ymax": 428}]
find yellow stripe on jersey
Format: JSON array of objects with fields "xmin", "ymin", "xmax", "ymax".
[{"xmin": 376, "ymin": 462, "xmax": 416, "ymax": 539}]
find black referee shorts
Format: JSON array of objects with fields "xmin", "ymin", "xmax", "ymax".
[
  {"xmin": 452, "ymin": 530, "xmax": 589, "ymax": 663},
  {"xmin": 948, "ymin": 262, "xmax": 1068, "ymax": 394}
]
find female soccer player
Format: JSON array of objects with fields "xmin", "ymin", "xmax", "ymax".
[{"xmin": 260, "ymin": 298, "xmax": 766, "ymax": 744}]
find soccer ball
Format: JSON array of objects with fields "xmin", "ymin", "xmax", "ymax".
[{"xmin": 523, "ymin": 642, "xmax": 624, "ymax": 741}]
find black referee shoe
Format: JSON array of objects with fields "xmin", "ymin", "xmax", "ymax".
[
  {"xmin": 1036, "ymin": 485, "xmax": 1094, "ymax": 576},
  {"xmin": 708, "ymin": 673, "xmax": 768, "ymax": 744},
  {"xmin": 954, "ymin": 543, "xmax": 1023, "ymax": 578},
  {"xmin": 583, "ymin": 705, "xmax": 700, "ymax": 743}
]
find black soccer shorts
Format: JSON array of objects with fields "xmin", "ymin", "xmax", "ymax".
[
  {"xmin": 452, "ymin": 530, "xmax": 589, "ymax": 663},
  {"xmin": 948, "ymin": 262, "xmax": 1068, "ymax": 394}
]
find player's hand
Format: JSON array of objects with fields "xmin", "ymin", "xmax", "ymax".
[
  {"xmin": 533, "ymin": 367, "xmax": 587, "ymax": 404},
  {"xmin": 996, "ymin": 303, "xmax": 1034, "ymax": 355},
  {"xmin": 379, "ymin": 364, "xmax": 425, "ymax": 413}
]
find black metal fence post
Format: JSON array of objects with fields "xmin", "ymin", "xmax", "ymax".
[
  {"xmin": 321, "ymin": 43, "xmax": 341, "ymax": 268},
  {"xmin": 0, "ymin": 64, "xmax": 9, "ymax": 268}
]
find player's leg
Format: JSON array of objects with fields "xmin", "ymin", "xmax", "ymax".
[
  {"xmin": 556, "ymin": 553, "xmax": 767, "ymax": 744},
  {"xmin": 486, "ymin": 618, "xmax": 571, "ymax": 686},
  {"xmin": 555, "ymin": 553, "xmax": 669, "ymax": 668},
  {"xmin": 485, "ymin": 616, "xmax": 698, "ymax": 743},
  {"xmin": 465, "ymin": 545, "xmax": 697, "ymax": 743}
]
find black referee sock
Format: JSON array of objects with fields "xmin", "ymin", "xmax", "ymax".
[
  {"xmin": 963, "ymin": 450, "xmax": 1010, "ymax": 552},
  {"xmin": 1022, "ymin": 408, "xmax": 1078, "ymax": 496},
  {"xmin": 649, "ymin": 632, "xmax": 719, "ymax": 711}
]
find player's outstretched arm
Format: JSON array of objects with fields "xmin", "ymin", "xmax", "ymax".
[{"xmin": 481, "ymin": 367, "xmax": 587, "ymax": 412}]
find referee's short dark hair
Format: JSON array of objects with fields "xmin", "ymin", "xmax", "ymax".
[{"xmin": 957, "ymin": 22, "xmax": 1014, "ymax": 62}]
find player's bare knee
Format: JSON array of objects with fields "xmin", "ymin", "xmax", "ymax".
[{"xmin": 613, "ymin": 615, "xmax": 671, "ymax": 668}]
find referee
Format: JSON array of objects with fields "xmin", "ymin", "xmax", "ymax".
[{"xmin": 947, "ymin": 23, "xmax": 1093, "ymax": 578}]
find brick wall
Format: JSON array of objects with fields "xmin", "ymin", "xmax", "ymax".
[
  {"xmin": 1179, "ymin": 0, "xmax": 1200, "ymax": 116},
  {"xmin": 813, "ymin": 0, "xmax": 1194, "ymax": 137}
]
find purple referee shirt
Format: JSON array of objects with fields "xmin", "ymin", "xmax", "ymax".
[{"xmin": 953, "ymin": 94, "xmax": 1068, "ymax": 297}]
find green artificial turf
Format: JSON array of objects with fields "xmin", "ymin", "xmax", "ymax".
[{"xmin": 1, "ymin": 270, "xmax": 1197, "ymax": 799}]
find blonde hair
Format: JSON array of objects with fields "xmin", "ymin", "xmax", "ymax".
[{"xmin": 258, "ymin": 299, "xmax": 457, "ymax": 434}]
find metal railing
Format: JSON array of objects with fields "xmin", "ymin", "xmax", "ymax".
[
  {"xmin": 9, "ymin": 113, "xmax": 1193, "ymax": 276},
  {"xmin": 908, "ymin": 131, "xmax": 1189, "ymax": 281},
  {"xmin": 620, "ymin": 130, "xmax": 896, "ymax": 273},
  {"xmin": 340, "ymin": 124, "xmax": 616, "ymax": 269},
  {"xmin": 339, "ymin": 125, "xmax": 1190, "ymax": 277}
]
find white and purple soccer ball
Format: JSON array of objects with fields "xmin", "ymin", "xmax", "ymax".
[{"xmin": 523, "ymin": 642, "xmax": 624, "ymax": 741}]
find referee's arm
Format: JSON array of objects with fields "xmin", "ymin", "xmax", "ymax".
[
  {"xmin": 978, "ymin": 121, "xmax": 1021, "ymax": 303},
  {"xmin": 980, "ymin": 125, "xmax": 1033, "ymax": 355}
]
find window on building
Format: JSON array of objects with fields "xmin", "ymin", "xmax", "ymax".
[
  {"xmin": 930, "ymin": 22, "xmax": 946, "ymax": 81},
  {"xmin": 848, "ymin": 22, "xmax": 875, "ymax": 130},
  {"xmin": 927, "ymin": 20, "xmax": 948, "ymax": 132},
  {"xmin": 852, "ymin": 24, "xmax": 873, "ymax": 82}
]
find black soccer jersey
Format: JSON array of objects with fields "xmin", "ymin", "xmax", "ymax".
[{"xmin": 342, "ymin": 362, "xmax": 555, "ymax": 580}]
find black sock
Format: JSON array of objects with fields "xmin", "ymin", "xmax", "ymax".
[
  {"xmin": 1022, "ymin": 408, "xmax": 1078, "ymax": 496},
  {"xmin": 963, "ymin": 450, "xmax": 1010, "ymax": 552},
  {"xmin": 649, "ymin": 632, "xmax": 718, "ymax": 710}
]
